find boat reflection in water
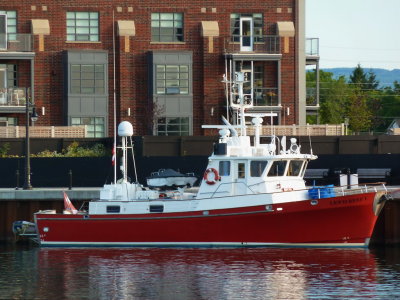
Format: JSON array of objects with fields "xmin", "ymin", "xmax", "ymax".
[{"xmin": 36, "ymin": 248, "xmax": 380, "ymax": 299}]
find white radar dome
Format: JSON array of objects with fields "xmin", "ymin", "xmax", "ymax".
[{"xmin": 118, "ymin": 121, "xmax": 134, "ymax": 137}]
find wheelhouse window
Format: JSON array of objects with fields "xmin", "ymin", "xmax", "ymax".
[
  {"xmin": 157, "ymin": 117, "xmax": 189, "ymax": 136},
  {"xmin": 230, "ymin": 13, "xmax": 263, "ymax": 42},
  {"xmin": 71, "ymin": 117, "xmax": 105, "ymax": 137},
  {"xmin": 250, "ymin": 161, "xmax": 268, "ymax": 177},
  {"xmin": 67, "ymin": 12, "xmax": 99, "ymax": 42},
  {"xmin": 238, "ymin": 163, "xmax": 246, "ymax": 178},
  {"xmin": 287, "ymin": 160, "xmax": 304, "ymax": 177},
  {"xmin": 219, "ymin": 161, "xmax": 231, "ymax": 176},
  {"xmin": 156, "ymin": 65, "xmax": 189, "ymax": 95},
  {"xmin": 151, "ymin": 13, "xmax": 183, "ymax": 42},
  {"xmin": 70, "ymin": 64, "xmax": 105, "ymax": 94},
  {"xmin": 267, "ymin": 161, "xmax": 287, "ymax": 177},
  {"xmin": 106, "ymin": 206, "xmax": 120, "ymax": 213}
]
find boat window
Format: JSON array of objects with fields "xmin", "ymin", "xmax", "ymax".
[
  {"xmin": 267, "ymin": 161, "xmax": 287, "ymax": 177},
  {"xmin": 106, "ymin": 206, "xmax": 120, "ymax": 213},
  {"xmin": 150, "ymin": 205, "xmax": 164, "ymax": 213},
  {"xmin": 287, "ymin": 160, "xmax": 304, "ymax": 177},
  {"xmin": 219, "ymin": 161, "xmax": 231, "ymax": 176},
  {"xmin": 250, "ymin": 161, "xmax": 268, "ymax": 177},
  {"xmin": 238, "ymin": 163, "xmax": 246, "ymax": 178},
  {"xmin": 301, "ymin": 161, "xmax": 309, "ymax": 177}
]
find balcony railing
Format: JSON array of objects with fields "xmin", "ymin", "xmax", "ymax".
[
  {"xmin": 247, "ymin": 124, "xmax": 345, "ymax": 136},
  {"xmin": 224, "ymin": 35, "xmax": 280, "ymax": 54},
  {"xmin": 306, "ymin": 38, "xmax": 319, "ymax": 56},
  {"xmin": 253, "ymin": 88, "xmax": 279, "ymax": 106},
  {"xmin": 306, "ymin": 87, "xmax": 318, "ymax": 106},
  {"xmin": 0, "ymin": 126, "xmax": 88, "ymax": 138},
  {"xmin": 0, "ymin": 33, "xmax": 33, "ymax": 52},
  {"xmin": 0, "ymin": 87, "xmax": 29, "ymax": 107}
]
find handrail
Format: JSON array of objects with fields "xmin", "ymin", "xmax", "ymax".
[{"xmin": 206, "ymin": 181, "xmax": 257, "ymax": 198}]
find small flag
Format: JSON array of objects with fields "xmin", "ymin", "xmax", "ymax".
[
  {"xmin": 63, "ymin": 192, "xmax": 78, "ymax": 214},
  {"xmin": 111, "ymin": 143, "xmax": 116, "ymax": 166}
]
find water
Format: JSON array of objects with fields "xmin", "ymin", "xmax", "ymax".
[{"xmin": 1, "ymin": 245, "xmax": 399, "ymax": 300}]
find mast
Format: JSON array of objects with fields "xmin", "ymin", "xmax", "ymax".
[{"xmin": 112, "ymin": 10, "xmax": 117, "ymax": 184}]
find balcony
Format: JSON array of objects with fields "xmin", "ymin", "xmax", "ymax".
[
  {"xmin": 224, "ymin": 35, "xmax": 281, "ymax": 55},
  {"xmin": 0, "ymin": 33, "xmax": 34, "ymax": 54},
  {"xmin": 231, "ymin": 87, "xmax": 279, "ymax": 110},
  {"xmin": 306, "ymin": 38, "xmax": 319, "ymax": 56},
  {"xmin": 253, "ymin": 88, "xmax": 279, "ymax": 106},
  {"xmin": 306, "ymin": 87, "xmax": 319, "ymax": 108},
  {"xmin": 0, "ymin": 87, "xmax": 29, "ymax": 113}
]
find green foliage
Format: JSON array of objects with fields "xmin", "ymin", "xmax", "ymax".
[
  {"xmin": 61, "ymin": 141, "xmax": 107, "ymax": 157},
  {"xmin": 0, "ymin": 143, "xmax": 10, "ymax": 157},
  {"xmin": 307, "ymin": 64, "xmax": 400, "ymax": 134},
  {"xmin": 349, "ymin": 64, "xmax": 379, "ymax": 90},
  {"xmin": 32, "ymin": 142, "xmax": 108, "ymax": 158}
]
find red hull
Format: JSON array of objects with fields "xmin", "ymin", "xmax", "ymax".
[{"xmin": 35, "ymin": 192, "xmax": 380, "ymax": 247}]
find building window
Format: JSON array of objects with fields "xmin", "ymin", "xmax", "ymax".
[
  {"xmin": 0, "ymin": 10, "xmax": 16, "ymax": 40},
  {"xmin": 7, "ymin": 64, "xmax": 17, "ymax": 87},
  {"xmin": 156, "ymin": 65, "xmax": 188, "ymax": 94},
  {"xmin": 67, "ymin": 12, "xmax": 99, "ymax": 42},
  {"xmin": 230, "ymin": 13, "xmax": 263, "ymax": 42},
  {"xmin": 0, "ymin": 117, "xmax": 17, "ymax": 126},
  {"xmin": 157, "ymin": 117, "xmax": 189, "ymax": 136},
  {"xmin": 71, "ymin": 117, "xmax": 105, "ymax": 137},
  {"xmin": 151, "ymin": 13, "xmax": 183, "ymax": 42},
  {"xmin": 70, "ymin": 64, "xmax": 105, "ymax": 94}
]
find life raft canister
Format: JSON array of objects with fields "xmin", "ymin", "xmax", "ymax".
[{"xmin": 203, "ymin": 168, "xmax": 220, "ymax": 185}]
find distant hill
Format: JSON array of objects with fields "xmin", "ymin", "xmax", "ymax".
[{"xmin": 322, "ymin": 68, "xmax": 400, "ymax": 87}]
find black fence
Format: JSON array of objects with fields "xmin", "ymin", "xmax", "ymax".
[
  {"xmin": 0, "ymin": 154, "xmax": 399, "ymax": 188},
  {"xmin": 0, "ymin": 156, "xmax": 209, "ymax": 188}
]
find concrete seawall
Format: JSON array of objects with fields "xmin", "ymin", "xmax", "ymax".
[{"xmin": 0, "ymin": 188, "xmax": 100, "ymax": 242}]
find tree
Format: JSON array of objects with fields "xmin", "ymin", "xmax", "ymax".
[
  {"xmin": 349, "ymin": 64, "xmax": 379, "ymax": 91},
  {"xmin": 346, "ymin": 87, "xmax": 372, "ymax": 133}
]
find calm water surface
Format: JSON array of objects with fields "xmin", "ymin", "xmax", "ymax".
[{"xmin": 0, "ymin": 245, "xmax": 399, "ymax": 299}]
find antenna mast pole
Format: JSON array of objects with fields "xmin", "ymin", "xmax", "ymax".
[{"xmin": 112, "ymin": 10, "xmax": 117, "ymax": 184}]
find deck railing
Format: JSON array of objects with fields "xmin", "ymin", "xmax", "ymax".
[
  {"xmin": 223, "ymin": 35, "xmax": 280, "ymax": 54},
  {"xmin": 0, "ymin": 126, "xmax": 87, "ymax": 138},
  {"xmin": 0, "ymin": 87, "xmax": 29, "ymax": 107},
  {"xmin": 0, "ymin": 33, "xmax": 33, "ymax": 52},
  {"xmin": 246, "ymin": 124, "xmax": 345, "ymax": 136}
]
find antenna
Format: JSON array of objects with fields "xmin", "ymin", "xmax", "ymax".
[
  {"xmin": 308, "ymin": 125, "xmax": 313, "ymax": 155},
  {"xmin": 112, "ymin": 10, "xmax": 117, "ymax": 184}
]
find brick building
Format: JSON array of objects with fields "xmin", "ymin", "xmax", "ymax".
[{"xmin": 0, "ymin": 0, "xmax": 314, "ymax": 137}]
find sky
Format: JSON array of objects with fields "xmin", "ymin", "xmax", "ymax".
[{"xmin": 306, "ymin": 0, "xmax": 400, "ymax": 70}]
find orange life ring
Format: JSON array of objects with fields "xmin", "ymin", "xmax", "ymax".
[{"xmin": 204, "ymin": 168, "xmax": 220, "ymax": 185}]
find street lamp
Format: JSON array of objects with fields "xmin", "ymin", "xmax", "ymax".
[{"xmin": 23, "ymin": 99, "xmax": 39, "ymax": 190}]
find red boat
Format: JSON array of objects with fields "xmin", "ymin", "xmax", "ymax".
[{"xmin": 33, "ymin": 72, "xmax": 387, "ymax": 247}]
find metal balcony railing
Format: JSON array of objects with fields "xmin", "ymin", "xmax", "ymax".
[
  {"xmin": 306, "ymin": 87, "xmax": 318, "ymax": 106},
  {"xmin": 0, "ymin": 33, "xmax": 33, "ymax": 52},
  {"xmin": 224, "ymin": 35, "xmax": 281, "ymax": 54},
  {"xmin": 253, "ymin": 88, "xmax": 279, "ymax": 106},
  {"xmin": 0, "ymin": 87, "xmax": 29, "ymax": 107},
  {"xmin": 306, "ymin": 38, "xmax": 319, "ymax": 56}
]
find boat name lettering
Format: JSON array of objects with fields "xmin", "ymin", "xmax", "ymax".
[{"xmin": 330, "ymin": 196, "xmax": 366, "ymax": 205}]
